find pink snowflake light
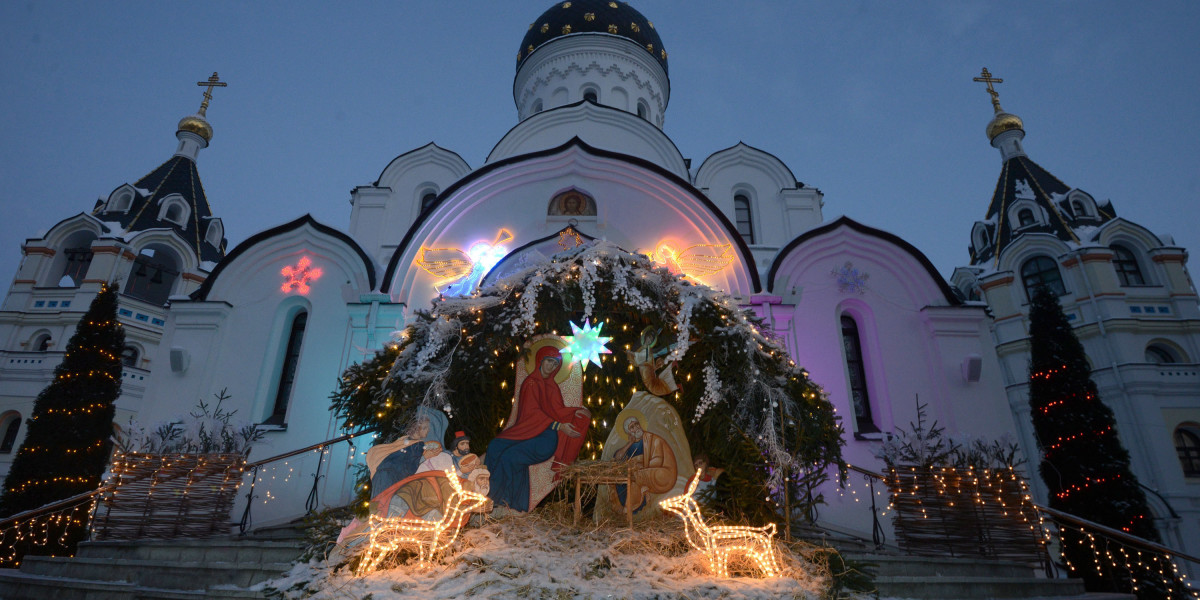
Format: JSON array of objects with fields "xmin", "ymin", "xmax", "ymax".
[{"xmin": 281, "ymin": 256, "xmax": 323, "ymax": 295}]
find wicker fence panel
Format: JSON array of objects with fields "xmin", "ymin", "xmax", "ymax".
[
  {"xmin": 885, "ymin": 466, "xmax": 1048, "ymax": 564},
  {"xmin": 91, "ymin": 452, "xmax": 246, "ymax": 540}
]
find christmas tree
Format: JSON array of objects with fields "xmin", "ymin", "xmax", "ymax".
[
  {"xmin": 332, "ymin": 242, "xmax": 844, "ymax": 523},
  {"xmin": 0, "ymin": 284, "xmax": 124, "ymax": 560},
  {"xmin": 1026, "ymin": 286, "xmax": 1170, "ymax": 596}
]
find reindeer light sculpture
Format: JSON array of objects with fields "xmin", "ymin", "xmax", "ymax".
[
  {"xmin": 355, "ymin": 472, "xmax": 490, "ymax": 574},
  {"xmin": 658, "ymin": 471, "xmax": 781, "ymax": 578}
]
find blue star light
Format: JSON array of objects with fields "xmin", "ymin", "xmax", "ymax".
[{"xmin": 561, "ymin": 319, "xmax": 612, "ymax": 371}]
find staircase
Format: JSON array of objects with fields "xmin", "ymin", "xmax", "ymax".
[
  {"xmin": 798, "ymin": 524, "xmax": 1131, "ymax": 600},
  {"xmin": 0, "ymin": 528, "xmax": 304, "ymax": 600}
]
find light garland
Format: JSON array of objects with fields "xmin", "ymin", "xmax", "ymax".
[
  {"xmin": 355, "ymin": 472, "xmax": 490, "ymax": 574},
  {"xmin": 659, "ymin": 472, "xmax": 780, "ymax": 578}
]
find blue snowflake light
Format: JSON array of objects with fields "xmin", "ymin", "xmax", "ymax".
[{"xmin": 561, "ymin": 319, "xmax": 612, "ymax": 371}]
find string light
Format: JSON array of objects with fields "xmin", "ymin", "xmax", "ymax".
[
  {"xmin": 355, "ymin": 473, "xmax": 490, "ymax": 573},
  {"xmin": 659, "ymin": 472, "xmax": 780, "ymax": 578}
]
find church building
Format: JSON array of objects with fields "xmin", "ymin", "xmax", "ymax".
[{"xmin": 0, "ymin": 0, "xmax": 1194, "ymax": 563}]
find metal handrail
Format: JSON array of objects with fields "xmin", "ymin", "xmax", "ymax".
[
  {"xmin": 0, "ymin": 488, "xmax": 101, "ymax": 530},
  {"xmin": 244, "ymin": 429, "xmax": 376, "ymax": 469},
  {"xmin": 844, "ymin": 463, "xmax": 1200, "ymax": 566},
  {"xmin": 1032, "ymin": 502, "xmax": 1200, "ymax": 566}
]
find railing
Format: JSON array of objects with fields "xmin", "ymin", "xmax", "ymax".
[
  {"xmin": 237, "ymin": 428, "xmax": 377, "ymax": 535},
  {"xmin": 0, "ymin": 428, "xmax": 378, "ymax": 566},
  {"xmin": 843, "ymin": 465, "xmax": 1199, "ymax": 599}
]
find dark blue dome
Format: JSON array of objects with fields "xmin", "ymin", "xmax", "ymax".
[{"xmin": 517, "ymin": 1, "xmax": 667, "ymax": 75}]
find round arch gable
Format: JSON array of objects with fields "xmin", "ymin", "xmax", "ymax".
[
  {"xmin": 196, "ymin": 216, "xmax": 376, "ymax": 303},
  {"xmin": 384, "ymin": 139, "xmax": 760, "ymax": 305}
]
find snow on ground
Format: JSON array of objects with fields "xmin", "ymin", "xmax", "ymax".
[{"xmin": 258, "ymin": 508, "xmax": 844, "ymax": 599}]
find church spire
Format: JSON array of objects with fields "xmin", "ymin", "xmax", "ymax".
[
  {"xmin": 973, "ymin": 67, "xmax": 1026, "ymax": 161},
  {"xmin": 174, "ymin": 72, "xmax": 226, "ymax": 161}
]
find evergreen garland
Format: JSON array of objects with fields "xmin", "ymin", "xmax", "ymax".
[
  {"xmin": 0, "ymin": 284, "xmax": 124, "ymax": 560},
  {"xmin": 1027, "ymin": 287, "xmax": 1170, "ymax": 596},
  {"xmin": 331, "ymin": 242, "xmax": 844, "ymax": 522}
]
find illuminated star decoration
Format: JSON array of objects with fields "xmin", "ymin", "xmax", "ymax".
[
  {"xmin": 561, "ymin": 319, "xmax": 612, "ymax": 371},
  {"xmin": 281, "ymin": 256, "xmax": 323, "ymax": 295}
]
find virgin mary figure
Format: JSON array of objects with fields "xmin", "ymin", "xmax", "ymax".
[{"xmin": 486, "ymin": 345, "xmax": 589, "ymax": 511}]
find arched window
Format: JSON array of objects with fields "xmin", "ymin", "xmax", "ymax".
[
  {"xmin": 1145, "ymin": 344, "xmax": 1180, "ymax": 364},
  {"xmin": 109, "ymin": 191, "xmax": 133, "ymax": 213},
  {"xmin": 1017, "ymin": 208, "xmax": 1036, "ymax": 227},
  {"xmin": 532, "ymin": 99, "xmax": 543, "ymax": 114},
  {"xmin": 157, "ymin": 195, "xmax": 190, "ymax": 226},
  {"xmin": 121, "ymin": 346, "xmax": 139, "ymax": 368},
  {"xmin": 1021, "ymin": 256, "xmax": 1065, "ymax": 299},
  {"xmin": 1111, "ymin": 244, "xmax": 1145, "ymax": 286},
  {"xmin": 60, "ymin": 247, "xmax": 94, "ymax": 287},
  {"xmin": 205, "ymin": 220, "xmax": 224, "ymax": 249},
  {"xmin": 420, "ymin": 191, "xmax": 438, "ymax": 213},
  {"xmin": 33, "ymin": 333, "xmax": 51, "ymax": 352},
  {"xmin": 267, "ymin": 311, "xmax": 308, "ymax": 425},
  {"xmin": 1071, "ymin": 200, "xmax": 1086, "ymax": 217},
  {"xmin": 124, "ymin": 246, "xmax": 180, "ymax": 306},
  {"xmin": 0, "ymin": 413, "xmax": 20, "ymax": 454},
  {"xmin": 840, "ymin": 315, "xmax": 879, "ymax": 433},
  {"xmin": 636, "ymin": 101, "xmax": 649, "ymax": 120},
  {"xmin": 734, "ymin": 194, "xmax": 755, "ymax": 244},
  {"xmin": 582, "ymin": 88, "xmax": 598, "ymax": 103},
  {"xmin": 1176, "ymin": 426, "xmax": 1200, "ymax": 477}
]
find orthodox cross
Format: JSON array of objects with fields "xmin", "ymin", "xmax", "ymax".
[
  {"xmin": 195, "ymin": 72, "xmax": 227, "ymax": 117},
  {"xmin": 973, "ymin": 67, "xmax": 1004, "ymax": 112}
]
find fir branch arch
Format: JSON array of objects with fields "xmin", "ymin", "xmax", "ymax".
[{"xmin": 331, "ymin": 242, "xmax": 844, "ymax": 521}]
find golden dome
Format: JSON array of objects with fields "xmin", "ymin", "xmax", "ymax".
[
  {"xmin": 177, "ymin": 114, "xmax": 213, "ymax": 142},
  {"xmin": 986, "ymin": 111, "xmax": 1023, "ymax": 141}
]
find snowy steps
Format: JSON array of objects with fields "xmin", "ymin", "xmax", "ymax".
[{"xmin": 0, "ymin": 533, "xmax": 304, "ymax": 600}]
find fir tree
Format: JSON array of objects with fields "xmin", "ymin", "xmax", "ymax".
[
  {"xmin": 1027, "ymin": 286, "xmax": 1168, "ymax": 596},
  {"xmin": 331, "ymin": 242, "xmax": 844, "ymax": 523},
  {"xmin": 0, "ymin": 284, "xmax": 123, "ymax": 560}
]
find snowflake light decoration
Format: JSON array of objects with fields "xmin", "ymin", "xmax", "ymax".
[
  {"xmin": 281, "ymin": 256, "xmax": 323, "ymax": 295},
  {"xmin": 561, "ymin": 319, "xmax": 612, "ymax": 371},
  {"xmin": 832, "ymin": 261, "xmax": 868, "ymax": 294}
]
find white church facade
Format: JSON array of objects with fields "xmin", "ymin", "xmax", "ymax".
[{"xmin": 0, "ymin": 0, "xmax": 1196, "ymax": 562}]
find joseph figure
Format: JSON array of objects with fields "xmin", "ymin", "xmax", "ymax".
[{"xmin": 612, "ymin": 416, "xmax": 677, "ymax": 514}]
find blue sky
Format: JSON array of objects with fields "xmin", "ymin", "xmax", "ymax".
[{"xmin": 2, "ymin": 1, "xmax": 1198, "ymax": 285}]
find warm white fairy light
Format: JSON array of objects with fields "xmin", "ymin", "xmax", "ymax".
[
  {"xmin": 355, "ymin": 473, "xmax": 490, "ymax": 574},
  {"xmin": 659, "ymin": 472, "xmax": 780, "ymax": 578}
]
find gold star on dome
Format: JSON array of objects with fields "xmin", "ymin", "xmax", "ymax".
[
  {"xmin": 608, "ymin": 24, "xmax": 618, "ymax": 33},
  {"xmin": 630, "ymin": 22, "xmax": 640, "ymax": 33},
  {"xmin": 562, "ymin": 1, "xmax": 571, "ymax": 7},
  {"xmin": 541, "ymin": 23, "xmax": 549, "ymax": 33},
  {"xmin": 563, "ymin": 24, "xmax": 572, "ymax": 34},
  {"xmin": 584, "ymin": 12, "xmax": 595, "ymax": 21},
  {"xmin": 609, "ymin": 2, "xmax": 618, "ymax": 8}
]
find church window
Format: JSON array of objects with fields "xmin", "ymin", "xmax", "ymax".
[
  {"xmin": 532, "ymin": 99, "xmax": 543, "ymax": 114},
  {"xmin": 109, "ymin": 191, "xmax": 133, "ymax": 213},
  {"xmin": 734, "ymin": 194, "xmax": 755, "ymax": 244},
  {"xmin": 124, "ymin": 247, "xmax": 180, "ymax": 306},
  {"xmin": 637, "ymin": 100, "xmax": 649, "ymax": 120},
  {"xmin": 1176, "ymin": 425, "xmax": 1200, "ymax": 477},
  {"xmin": 121, "ymin": 346, "xmax": 139, "ymax": 368},
  {"xmin": 205, "ymin": 220, "xmax": 224, "ymax": 249},
  {"xmin": 1111, "ymin": 244, "xmax": 1145, "ymax": 286},
  {"xmin": 33, "ymin": 334, "xmax": 51, "ymax": 352},
  {"xmin": 0, "ymin": 413, "xmax": 20, "ymax": 454},
  {"xmin": 840, "ymin": 315, "xmax": 879, "ymax": 434},
  {"xmin": 420, "ymin": 190, "xmax": 438, "ymax": 213},
  {"xmin": 267, "ymin": 311, "xmax": 308, "ymax": 425},
  {"xmin": 157, "ymin": 195, "xmax": 190, "ymax": 226},
  {"xmin": 60, "ymin": 247, "xmax": 94, "ymax": 287},
  {"xmin": 1017, "ymin": 208, "xmax": 1036, "ymax": 227},
  {"xmin": 1021, "ymin": 255, "xmax": 1065, "ymax": 299},
  {"xmin": 582, "ymin": 87, "xmax": 599, "ymax": 103},
  {"xmin": 1145, "ymin": 343, "xmax": 1181, "ymax": 364},
  {"xmin": 1071, "ymin": 199, "xmax": 1086, "ymax": 217}
]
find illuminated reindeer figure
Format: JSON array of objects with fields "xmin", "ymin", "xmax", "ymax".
[
  {"xmin": 658, "ymin": 471, "xmax": 781, "ymax": 578},
  {"xmin": 355, "ymin": 473, "xmax": 490, "ymax": 574}
]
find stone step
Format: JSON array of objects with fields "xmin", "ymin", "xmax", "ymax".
[
  {"xmin": 842, "ymin": 552, "xmax": 1036, "ymax": 578},
  {"xmin": 0, "ymin": 570, "xmax": 138, "ymax": 600},
  {"xmin": 19, "ymin": 555, "xmax": 293, "ymax": 589},
  {"xmin": 77, "ymin": 538, "xmax": 303, "ymax": 564},
  {"xmin": 0, "ymin": 570, "xmax": 267, "ymax": 600},
  {"xmin": 874, "ymin": 574, "xmax": 1087, "ymax": 599}
]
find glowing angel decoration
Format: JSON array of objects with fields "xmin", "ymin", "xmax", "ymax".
[
  {"xmin": 415, "ymin": 229, "xmax": 514, "ymax": 296},
  {"xmin": 653, "ymin": 242, "xmax": 734, "ymax": 278}
]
